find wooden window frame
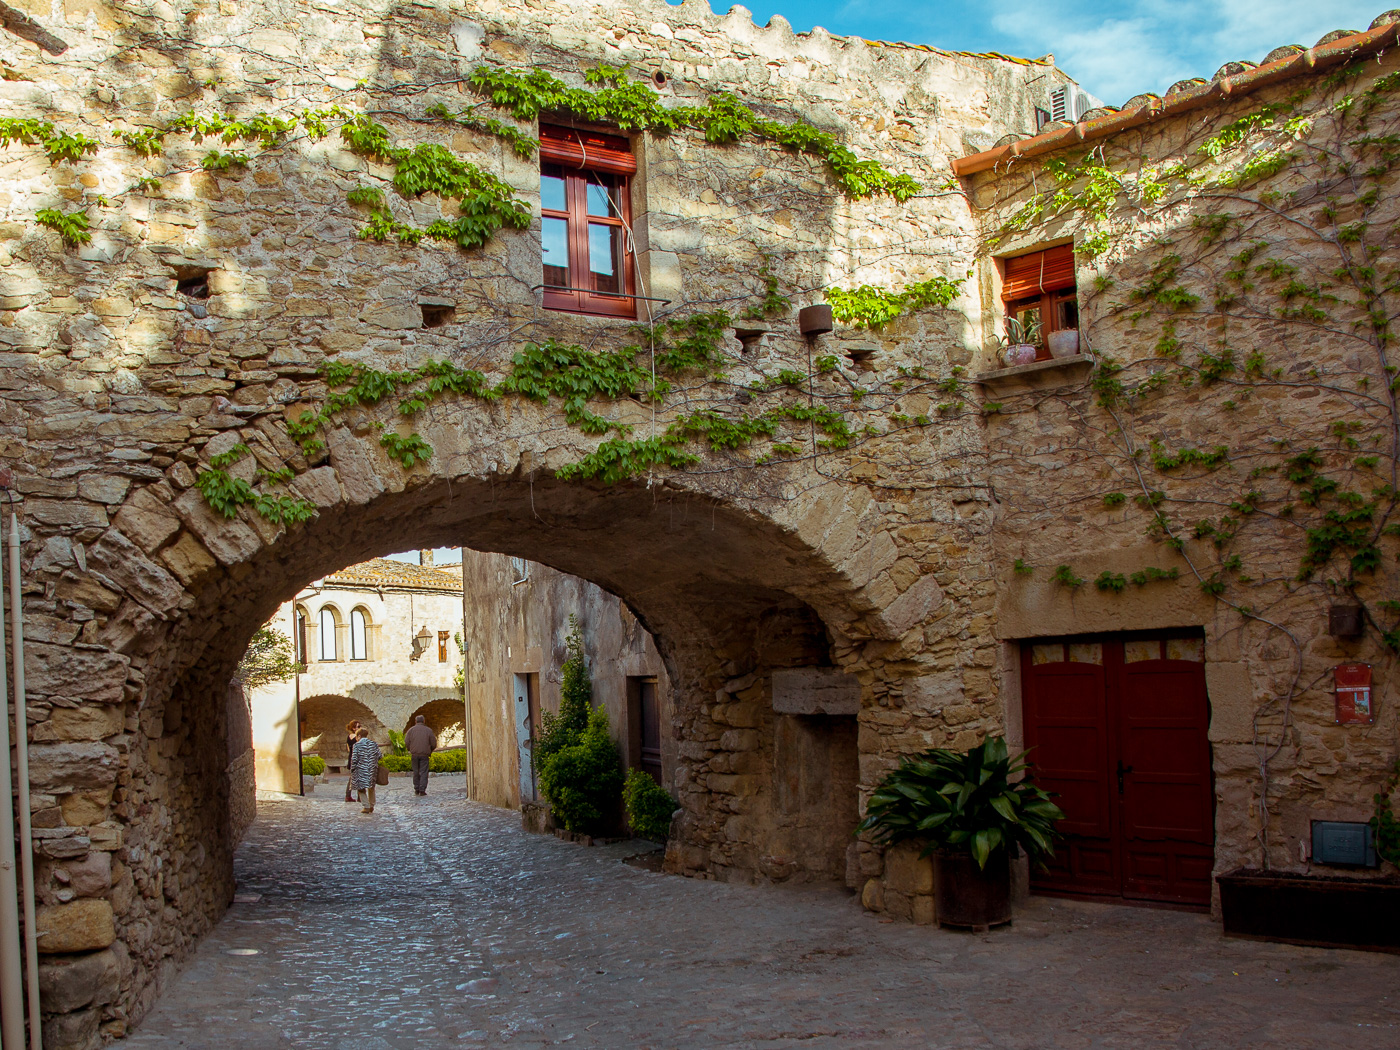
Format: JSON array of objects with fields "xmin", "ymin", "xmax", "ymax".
[
  {"xmin": 1001, "ymin": 244, "xmax": 1078, "ymax": 362},
  {"xmin": 437, "ymin": 630, "xmax": 449, "ymax": 663},
  {"xmin": 539, "ymin": 124, "xmax": 637, "ymax": 319}
]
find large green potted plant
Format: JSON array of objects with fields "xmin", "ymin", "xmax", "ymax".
[{"xmin": 857, "ymin": 735, "xmax": 1063, "ymax": 929}]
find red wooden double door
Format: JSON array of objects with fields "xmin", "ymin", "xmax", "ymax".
[{"xmin": 1021, "ymin": 633, "xmax": 1214, "ymax": 907}]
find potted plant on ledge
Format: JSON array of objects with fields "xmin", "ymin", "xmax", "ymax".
[{"xmin": 857, "ymin": 735, "xmax": 1063, "ymax": 931}]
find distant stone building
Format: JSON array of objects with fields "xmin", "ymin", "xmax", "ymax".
[
  {"xmin": 459, "ymin": 551, "xmax": 672, "ymax": 812},
  {"xmin": 249, "ymin": 552, "xmax": 465, "ymax": 792}
]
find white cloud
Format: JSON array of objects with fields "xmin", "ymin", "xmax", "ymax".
[{"xmin": 887, "ymin": 0, "xmax": 1383, "ymax": 103}]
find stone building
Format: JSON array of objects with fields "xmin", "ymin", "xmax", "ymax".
[
  {"xmin": 0, "ymin": 0, "xmax": 1398, "ymax": 1045},
  {"xmin": 248, "ymin": 550, "xmax": 466, "ymax": 792},
  {"xmin": 459, "ymin": 551, "xmax": 673, "ymax": 812}
]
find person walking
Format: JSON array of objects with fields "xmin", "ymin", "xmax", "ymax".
[
  {"xmin": 348, "ymin": 726, "xmax": 381, "ymax": 814},
  {"xmin": 404, "ymin": 714, "xmax": 437, "ymax": 796},
  {"xmin": 343, "ymin": 720, "xmax": 361, "ymax": 802}
]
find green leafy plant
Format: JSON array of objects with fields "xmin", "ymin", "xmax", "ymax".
[
  {"xmin": 827, "ymin": 274, "xmax": 965, "ymax": 329},
  {"xmin": 380, "ymin": 754, "xmax": 411, "ymax": 772},
  {"xmin": 533, "ymin": 616, "xmax": 593, "ymax": 770},
  {"xmin": 429, "ymin": 749, "xmax": 467, "ymax": 773},
  {"xmin": 387, "ymin": 729, "xmax": 408, "ymax": 757},
  {"xmin": 1370, "ymin": 760, "xmax": 1400, "ymax": 866},
  {"xmin": 1050, "ymin": 564, "xmax": 1084, "ymax": 588},
  {"xmin": 34, "ymin": 207, "xmax": 91, "ymax": 246},
  {"xmin": 301, "ymin": 756, "xmax": 326, "ymax": 776},
  {"xmin": 623, "ymin": 769, "xmax": 678, "ymax": 842},
  {"xmin": 1013, "ymin": 559, "xmax": 1034, "ymax": 577},
  {"xmin": 538, "ymin": 704, "xmax": 623, "ymax": 835},
  {"xmin": 856, "ymin": 736, "xmax": 1064, "ymax": 869},
  {"xmin": 235, "ymin": 627, "xmax": 304, "ymax": 690}
]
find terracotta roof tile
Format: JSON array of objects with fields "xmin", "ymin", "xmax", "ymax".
[{"xmin": 323, "ymin": 558, "xmax": 463, "ymax": 592}]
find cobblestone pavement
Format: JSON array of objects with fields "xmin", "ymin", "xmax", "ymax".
[{"xmin": 123, "ymin": 775, "xmax": 1398, "ymax": 1049}]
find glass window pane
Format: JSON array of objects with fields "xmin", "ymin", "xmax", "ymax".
[
  {"xmin": 319, "ymin": 610, "xmax": 336, "ymax": 661},
  {"xmin": 350, "ymin": 610, "xmax": 367, "ymax": 661},
  {"xmin": 586, "ymin": 173, "xmax": 620, "ymax": 217},
  {"xmin": 542, "ymin": 216, "xmax": 570, "ymax": 288},
  {"xmin": 541, "ymin": 165, "xmax": 567, "ymax": 212},
  {"xmin": 588, "ymin": 223, "xmax": 623, "ymax": 294}
]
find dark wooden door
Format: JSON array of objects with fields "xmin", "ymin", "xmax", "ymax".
[
  {"xmin": 1022, "ymin": 635, "xmax": 1213, "ymax": 907},
  {"xmin": 637, "ymin": 677, "xmax": 663, "ymax": 783}
]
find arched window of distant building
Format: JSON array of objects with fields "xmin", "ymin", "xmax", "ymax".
[
  {"xmin": 319, "ymin": 608, "xmax": 338, "ymax": 661},
  {"xmin": 350, "ymin": 608, "xmax": 369, "ymax": 661}
]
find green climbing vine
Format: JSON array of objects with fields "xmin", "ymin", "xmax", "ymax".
[
  {"xmin": 827, "ymin": 273, "xmax": 968, "ymax": 329},
  {"xmin": 468, "ymin": 64, "xmax": 922, "ymax": 201}
]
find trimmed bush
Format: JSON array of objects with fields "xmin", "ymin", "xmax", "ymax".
[
  {"xmin": 429, "ymin": 749, "xmax": 466, "ymax": 773},
  {"xmin": 538, "ymin": 704, "xmax": 623, "ymax": 834},
  {"xmin": 624, "ymin": 769, "xmax": 677, "ymax": 842},
  {"xmin": 300, "ymin": 755, "xmax": 325, "ymax": 776},
  {"xmin": 380, "ymin": 754, "xmax": 411, "ymax": 773}
]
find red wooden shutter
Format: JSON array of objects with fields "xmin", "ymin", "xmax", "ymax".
[
  {"xmin": 539, "ymin": 125, "xmax": 636, "ymax": 174},
  {"xmin": 1001, "ymin": 244, "xmax": 1076, "ymax": 301}
]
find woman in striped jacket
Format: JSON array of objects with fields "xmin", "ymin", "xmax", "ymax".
[{"xmin": 348, "ymin": 727, "xmax": 382, "ymax": 814}]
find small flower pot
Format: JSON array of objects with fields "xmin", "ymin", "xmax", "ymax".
[
  {"xmin": 932, "ymin": 848, "xmax": 1012, "ymax": 931},
  {"xmin": 1000, "ymin": 343, "xmax": 1038, "ymax": 367},
  {"xmin": 1046, "ymin": 329, "xmax": 1080, "ymax": 358}
]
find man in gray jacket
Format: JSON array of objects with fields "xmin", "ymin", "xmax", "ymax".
[{"xmin": 404, "ymin": 714, "xmax": 437, "ymax": 796}]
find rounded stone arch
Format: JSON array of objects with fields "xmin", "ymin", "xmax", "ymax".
[
  {"xmin": 298, "ymin": 694, "xmax": 388, "ymax": 765},
  {"xmin": 68, "ymin": 446, "xmax": 945, "ymax": 1026},
  {"xmin": 405, "ymin": 697, "xmax": 468, "ymax": 748}
]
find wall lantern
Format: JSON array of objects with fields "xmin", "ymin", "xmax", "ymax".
[{"xmin": 411, "ymin": 625, "xmax": 432, "ymax": 661}]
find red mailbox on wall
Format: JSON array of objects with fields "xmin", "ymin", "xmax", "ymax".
[{"xmin": 1334, "ymin": 663, "xmax": 1373, "ymax": 725}]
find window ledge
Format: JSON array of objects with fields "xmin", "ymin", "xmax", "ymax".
[{"xmin": 974, "ymin": 354, "xmax": 1093, "ymax": 388}]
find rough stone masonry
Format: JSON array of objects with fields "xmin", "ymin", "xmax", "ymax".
[{"xmin": 0, "ymin": 0, "xmax": 1397, "ymax": 1046}]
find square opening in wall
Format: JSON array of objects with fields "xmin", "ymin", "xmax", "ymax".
[
  {"xmin": 418, "ymin": 298, "xmax": 456, "ymax": 328},
  {"xmin": 176, "ymin": 273, "xmax": 210, "ymax": 299}
]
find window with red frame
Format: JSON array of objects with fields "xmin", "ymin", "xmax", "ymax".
[
  {"xmin": 1001, "ymin": 244, "xmax": 1078, "ymax": 361},
  {"xmin": 539, "ymin": 125, "xmax": 637, "ymax": 318}
]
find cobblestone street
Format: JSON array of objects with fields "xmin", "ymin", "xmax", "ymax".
[{"xmin": 123, "ymin": 777, "xmax": 1397, "ymax": 1049}]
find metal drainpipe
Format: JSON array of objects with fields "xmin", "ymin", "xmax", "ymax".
[
  {"xmin": 0, "ymin": 512, "xmax": 25, "ymax": 1050},
  {"xmin": 10, "ymin": 516, "xmax": 41, "ymax": 1050}
]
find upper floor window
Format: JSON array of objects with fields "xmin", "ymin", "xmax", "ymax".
[
  {"xmin": 438, "ymin": 631, "xmax": 450, "ymax": 663},
  {"xmin": 539, "ymin": 125, "xmax": 636, "ymax": 318},
  {"xmin": 1001, "ymin": 244, "xmax": 1078, "ymax": 361},
  {"xmin": 350, "ymin": 609, "xmax": 369, "ymax": 661},
  {"xmin": 318, "ymin": 608, "xmax": 338, "ymax": 661},
  {"xmin": 295, "ymin": 607, "xmax": 308, "ymax": 665}
]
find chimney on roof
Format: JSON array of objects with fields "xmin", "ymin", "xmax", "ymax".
[{"xmin": 419, "ymin": 549, "xmax": 433, "ymax": 567}]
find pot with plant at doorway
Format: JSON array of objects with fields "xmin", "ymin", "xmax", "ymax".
[{"xmin": 857, "ymin": 735, "xmax": 1063, "ymax": 931}]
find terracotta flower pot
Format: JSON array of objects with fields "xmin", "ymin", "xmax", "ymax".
[
  {"xmin": 933, "ymin": 848, "xmax": 1012, "ymax": 931},
  {"xmin": 1046, "ymin": 329, "xmax": 1080, "ymax": 358}
]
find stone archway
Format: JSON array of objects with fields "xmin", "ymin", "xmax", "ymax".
[
  {"xmin": 27, "ymin": 451, "xmax": 958, "ymax": 1040},
  {"xmin": 298, "ymin": 695, "xmax": 388, "ymax": 768},
  {"xmin": 405, "ymin": 697, "xmax": 466, "ymax": 748}
]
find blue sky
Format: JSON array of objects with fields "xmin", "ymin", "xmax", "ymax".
[{"xmin": 677, "ymin": 1, "xmax": 1381, "ymax": 103}]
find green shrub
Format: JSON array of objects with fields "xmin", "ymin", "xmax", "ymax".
[
  {"xmin": 387, "ymin": 729, "xmax": 408, "ymax": 756},
  {"xmin": 429, "ymin": 749, "xmax": 466, "ymax": 773},
  {"xmin": 300, "ymin": 755, "xmax": 325, "ymax": 776},
  {"xmin": 538, "ymin": 704, "xmax": 623, "ymax": 834},
  {"xmin": 380, "ymin": 754, "xmax": 411, "ymax": 773},
  {"xmin": 623, "ymin": 769, "xmax": 677, "ymax": 842}
]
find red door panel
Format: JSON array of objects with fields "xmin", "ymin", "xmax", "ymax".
[
  {"xmin": 1022, "ymin": 654, "xmax": 1118, "ymax": 897},
  {"xmin": 1022, "ymin": 637, "xmax": 1213, "ymax": 908},
  {"xmin": 1120, "ymin": 660, "xmax": 1213, "ymax": 905}
]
